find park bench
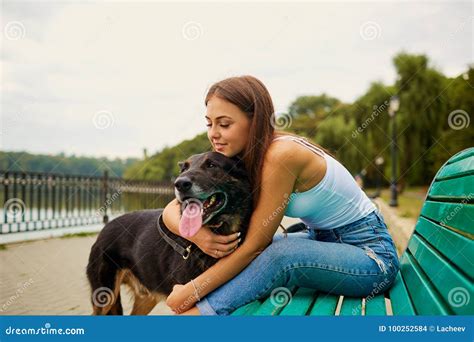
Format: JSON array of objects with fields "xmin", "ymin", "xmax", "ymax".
[{"xmin": 232, "ymin": 148, "xmax": 473, "ymax": 316}]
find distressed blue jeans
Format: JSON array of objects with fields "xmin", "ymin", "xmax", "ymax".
[{"xmin": 196, "ymin": 209, "xmax": 400, "ymax": 315}]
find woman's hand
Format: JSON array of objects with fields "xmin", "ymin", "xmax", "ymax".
[
  {"xmin": 166, "ymin": 283, "xmax": 195, "ymax": 313},
  {"xmin": 166, "ymin": 228, "xmax": 241, "ymax": 313},
  {"xmin": 193, "ymin": 226, "xmax": 241, "ymax": 258}
]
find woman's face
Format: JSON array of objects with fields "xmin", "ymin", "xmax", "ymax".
[{"xmin": 205, "ymin": 95, "xmax": 252, "ymax": 158}]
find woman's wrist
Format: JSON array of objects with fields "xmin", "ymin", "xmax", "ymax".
[{"xmin": 190, "ymin": 279, "xmax": 201, "ymax": 301}]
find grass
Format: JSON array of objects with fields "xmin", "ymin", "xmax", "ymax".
[
  {"xmin": 60, "ymin": 232, "xmax": 98, "ymax": 239},
  {"xmin": 379, "ymin": 187, "xmax": 426, "ymax": 219},
  {"xmin": 0, "ymin": 232, "xmax": 98, "ymax": 250}
]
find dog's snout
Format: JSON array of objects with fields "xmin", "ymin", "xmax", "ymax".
[{"xmin": 174, "ymin": 177, "xmax": 193, "ymax": 192}]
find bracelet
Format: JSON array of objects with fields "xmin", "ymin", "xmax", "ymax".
[{"xmin": 191, "ymin": 279, "xmax": 201, "ymax": 301}]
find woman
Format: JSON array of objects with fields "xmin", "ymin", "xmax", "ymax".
[{"xmin": 163, "ymin": 75, "xmax": 399, "ymax": 315}]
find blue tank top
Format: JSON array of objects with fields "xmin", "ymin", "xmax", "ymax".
[{"xmin": 273, "ymin": 135, "xmax": 376, "ymax": 230}]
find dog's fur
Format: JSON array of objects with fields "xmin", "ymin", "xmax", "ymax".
[{"xmin": 86, "ymin": 152, "xmax": 252, "ymax": 315}]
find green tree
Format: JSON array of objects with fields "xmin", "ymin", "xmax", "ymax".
[{"xmin": 393, "ymin": 52, "xmax": 449, "ymax": 185}]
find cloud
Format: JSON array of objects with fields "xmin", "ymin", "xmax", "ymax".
[{"xmin": 1, "ymin": 1, "xmax": 471, "ymax": 158}]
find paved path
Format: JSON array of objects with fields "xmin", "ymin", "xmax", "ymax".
[
  {"xmin": 373, "ymin": 198, "xmax": 417, "ymax": 255},
  {"xmin": 0, "ymin": 216, "xmax": 300, "ymax": 315},
  {"xmin": 0, "ymin": 205, "xmax": 415, "ymax": 316},
  {"xmin": 0, "ymin": 234, "xmax": 173, "ymax": 315}
]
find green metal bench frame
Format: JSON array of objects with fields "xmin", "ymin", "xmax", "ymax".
[{"xmin": 232, "ymin": 148, "xmax": 474, "ymax": 316}]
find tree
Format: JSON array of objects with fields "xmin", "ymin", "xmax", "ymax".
[{"xmin": 393, "ymin": 52, "xmax": 449, "ymax": 184}]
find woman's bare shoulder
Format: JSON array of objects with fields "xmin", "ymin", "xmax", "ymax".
[
  {"xmin": 266, "ymin": 137, "xmax": 327, "ymax": 188},
  {"xmin": 264, "ymin": 138, "xmax": 306, "ymax": 172}
]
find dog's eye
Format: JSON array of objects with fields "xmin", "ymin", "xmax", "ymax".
[
  {"xmin": 178, "ymin": 162, "xmax": 189, "ymax": 172},
  {"xmin": 206, "ymin": 160, "xmax": 217, "ymax": 168}
]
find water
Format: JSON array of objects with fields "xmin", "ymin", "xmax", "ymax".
[{"xmin": 1, "ymin": 192, "xmax": 175, "ymax": 234}]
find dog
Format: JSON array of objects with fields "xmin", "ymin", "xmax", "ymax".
[{"xmin": 86, "ymin": 152, "xmax": 252, "ymax": 315}]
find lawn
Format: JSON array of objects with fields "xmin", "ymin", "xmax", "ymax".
[{"xmin": 367, "ymin": 186, "xmax": 427, "ymax": 219}]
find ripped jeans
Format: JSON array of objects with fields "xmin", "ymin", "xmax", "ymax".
[{"xmin": 196, "ymin": 209, "xmax": 400, "ymax": 315}]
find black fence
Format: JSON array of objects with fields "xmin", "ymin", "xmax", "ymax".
[{"xmin": 0, "ymin": 170, "xmax": 175, "ymax": 234}]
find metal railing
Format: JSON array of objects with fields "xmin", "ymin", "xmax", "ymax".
[{"xmin": 0, "ymin": 170, "xmax": 174, "ymax": 234}]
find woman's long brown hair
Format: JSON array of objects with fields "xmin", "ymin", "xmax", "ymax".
[{"xmin": 205, "ymin": 75, "xmax": 327, "ymax": 209}]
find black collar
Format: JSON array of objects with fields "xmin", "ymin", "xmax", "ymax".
[{"xmin": 157, "ymin": 213, "xmax": 192, "ymax": 260}]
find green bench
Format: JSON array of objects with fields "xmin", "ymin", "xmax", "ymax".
[{"xmin": 232, "ymin": 148, "xmax": 474, "ymax": 316}]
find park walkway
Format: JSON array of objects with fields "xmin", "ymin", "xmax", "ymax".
[{"xmin": 0, "ymin": 201, "xmax": 415, "ymax": 315}]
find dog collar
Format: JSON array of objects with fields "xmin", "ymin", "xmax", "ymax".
[{"xmin": 157, "ymin": 213, "xmax": 193, "ymax": 260}]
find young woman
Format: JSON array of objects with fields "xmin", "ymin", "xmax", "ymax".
[{"xmin": 163, "ymin": 75, "xmax": 399, "ymax": 315}]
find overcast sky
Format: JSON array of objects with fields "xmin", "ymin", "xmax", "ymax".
[{"xmin": 1, "ymin": 0, "xmax": 472, "ymax": 159}]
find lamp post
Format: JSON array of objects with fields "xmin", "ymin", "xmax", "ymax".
[
  {"xmin": 375, "ymin": 156, "xmax": 384, "ymax": 198},
  {"xmin": 388, "ymin": 96, "xmax": 400, "ymax": 207}
]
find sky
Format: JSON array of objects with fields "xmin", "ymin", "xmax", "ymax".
[{"xmin": 1, "ymin": 0, "xmax": 472, "ymax": 159}]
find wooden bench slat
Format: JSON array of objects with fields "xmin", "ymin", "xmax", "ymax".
[
  {"xmin": 389, "ymin": 273, "xmax": 416, "ymax": 315},
  {"xmin": 231, "ymin": 300, "xmax": 262, "ymax": 316},
  {"xmin": 365, "ymin": 295, "xmax": 386, "ymax": 315},
  {"xmin": 408, "ymin": 234, "xmax": 474, "ymax": 315},
  {"xmin": 253, "ymin": 298, "xmax": 285, "ymax": 316},
  {"xmin": 428, "ymin": 175, "xmax": 474, "ymax": 199},
  {"xmin": 436, "ymin": 154, "xmax": 474, "ymax": 180},
  {"xmin": 415, "ymin": 216, "xmax": 474, "ymax": 280},
  {"xmin": 420, "ymin": 201, "xmax": 474, "ymax": 237},
  {"xmin": 309, "ymin": 294, "xmax": 340, "ymax": 315},
  {"xmin": 445, "ymin": 148, "xmax": 474, "ymax": 165},
  {"xmin": 400, "ymin": 253, "xmax": 450, "ymax": 315},
  {"xmin": 231, "ymin": 149, "xmax": 473, "ymax": 316},
  {"xmin": 339, "ymin": 297, "xmax": 363, "ymax": 316},
  {"xmin": 253, "ymin": 287, "xmax": 296, "ymax": 316},
  {"xmin": 279, "ymin": 287, "xmax": 317, "ymax": 316}
]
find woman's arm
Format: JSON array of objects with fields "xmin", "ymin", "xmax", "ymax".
[
  {"xmin": 166, "ymin": 144, "xmax": 303, "ymax": 313},
  {"xmin": 163, "ymin": 193, "xmax": 241, "ymax": 257}
]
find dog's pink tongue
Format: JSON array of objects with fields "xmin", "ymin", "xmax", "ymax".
[{"xmin": 179, "ymin": 202, "xmax": 203, "ymax": 238}]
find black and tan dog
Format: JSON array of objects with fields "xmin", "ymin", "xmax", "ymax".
[{"xmin": 86, "ymin": 152, "xmax": 252, "ymax": 315}]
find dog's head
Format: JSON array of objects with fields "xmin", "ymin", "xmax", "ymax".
[{"xmin": 174, "ymin": 152, "xmax": 252, "ymax": 238}]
